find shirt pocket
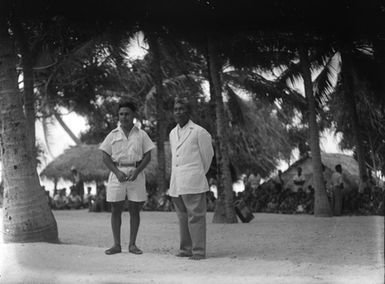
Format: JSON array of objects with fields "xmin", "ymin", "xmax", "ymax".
[{"xmin": 111, "ymin": 137, "xmax": 124, "ymax": 158}]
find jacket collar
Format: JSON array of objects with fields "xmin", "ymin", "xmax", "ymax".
[{"xmin": 176, "ymin": 120, "xmax": 194, "ymax": 148}]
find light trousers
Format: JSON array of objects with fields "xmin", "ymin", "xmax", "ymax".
[{"xmin": 172, "ymin": 192, "xmax": 207, "ymax": 256}]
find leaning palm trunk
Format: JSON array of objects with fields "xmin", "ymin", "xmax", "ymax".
[
  {"xmin": 340, "ymin": 50, "xmax": 367, "ymax": 183},
  {"xmin": 148, "ymin": 32, "xmax": 167, "ymax": 193},
  {"xmin": 207, "ymin": 35, "xmax": 237, "ymax": 223},
  {"xmin": 0, "ymin": 20, "xmax": 58, "ymax": 242},
  {"xmin": 53, "ymin": 112, "xmax": 82, "ymax": 145},
  {"xmin": 298, "ymin": 45, "xmax": 332, "ymax": 217}
]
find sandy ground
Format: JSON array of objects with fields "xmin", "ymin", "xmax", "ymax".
[{"xmin": 0, "ymin": 209, "xmax": 384, "ymax": 284}]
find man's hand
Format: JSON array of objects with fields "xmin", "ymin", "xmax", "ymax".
[
  {"xmin": 127, "ymin": 168, "xmax": 139, "ymax": 182},
  {"xmin": 115, "ymin": 170, "xmax": 128, "ymax": 183}
]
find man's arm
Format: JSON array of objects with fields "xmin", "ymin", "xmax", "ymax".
[
  {"xmin": 197, "ymin": 129, "xmax": 214, "ymax": 174},
  {"xmin": 101, "ymin": 151, "xmax": 127, "ymax": 182}
]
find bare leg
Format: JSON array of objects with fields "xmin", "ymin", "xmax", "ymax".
[
  {"xmin": 105, "ymin": 201, "xmax": 124, "ymax": 255},
  {"xmin": 128, "ymin": 201, "xmax": 143, "ymax": 254}
]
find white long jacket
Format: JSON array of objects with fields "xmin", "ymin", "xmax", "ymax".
[{"xmin": 168, "ymin": 120, "xmax": 214, "ymax": 197}]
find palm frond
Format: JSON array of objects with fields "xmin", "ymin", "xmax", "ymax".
[
  {"xmin": 225, "ymin": 68, "xmax": 307, "ymax": 111},
  {"xmin": 276, "ymin": 61, "xmax": 302, "ymax": 88},
  {"xmin": 313, "ymin": 53, "xmax": 339, "ymax": 104}
]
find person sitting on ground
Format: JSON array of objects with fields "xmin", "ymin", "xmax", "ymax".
[
  {"xmin": 67, "ymin": 186, "xmax": 83, "ymax": 209},
  {"xmin": 53, "ymin": 189, "xmax": 68, "ymax": 210}
]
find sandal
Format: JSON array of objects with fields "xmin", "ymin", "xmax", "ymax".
[
  {"xmin": 129, "ymin": 244, "xmax": 143, "ymax": 255},
  {"xmin": 104, "ymin": 245, "xmax": 121, "ymax": 255}
]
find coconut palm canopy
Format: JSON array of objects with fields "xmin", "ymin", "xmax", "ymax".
[
  {"xmin": 261, "ymin": 152, "xmax": 359, "ymax": 192},
  {"xmin": 40, "ymin": 143, "xmax": 171, "ymax": 185}
]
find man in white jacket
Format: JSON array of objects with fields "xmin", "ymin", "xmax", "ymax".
[{"xmin": 169, "ymin": 97, "xmax": 214, "ymax": 260}]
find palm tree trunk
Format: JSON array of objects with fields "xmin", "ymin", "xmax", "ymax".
[
  {"xmin": 340, "ymin": 51, "xmax": 367, "ymax": 182},
  {"xmin": 11, "ymin": 17, "xmax": 37, "ymax": 165},
  {"xmin": 22, "ymin": 56, "xmax": 37, "ymax": 162},
  {"xmin": 298, "ymin": 45, "xmax": 332, "ymax": 217},
  {"xmin": 207, "ymin": 35, "xmax": 237, "ymax": 223},
  {"xmin": 207, "ymin": 68, "xmax": 227, "ymax": 220},
  {"xmin": 147, "ymin": 32, "xmax": 167, "ymax": 193},
  {"xmin": 0, "ymin": 19, "xmax": 58, "ymax": 242}
]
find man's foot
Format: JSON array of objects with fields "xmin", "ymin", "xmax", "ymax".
[
  {"xmin": 189, "ymin": 254, "xmax": 205, "ymax": 260},
  {"xmin": 176, "ymin": 251, "xmax": 193, "ymax": 257},
  {"xmin": 129, "ymin": 244, "xmax": 143, "ymax": 255},
  {"xmin": 104, "ymin": 245, "xmax": 121, "ymax": 255}
]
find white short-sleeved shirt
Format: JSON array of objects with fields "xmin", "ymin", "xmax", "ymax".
[
  {"xmin": 99, "ymin": 125, "xmax": 155, "ymax": 164},
  {"xmin": 99, "ymin": 125, "xmax": 155, "ymax": 202}
]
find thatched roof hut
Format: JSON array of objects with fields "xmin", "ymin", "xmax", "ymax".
[
  {"xmin": 261, "ymin": 153, "xmax": 359, "ymax": 192},
  {"xmin": 40, "ymin": 143, "xmax": 171, "ymax": 185}
]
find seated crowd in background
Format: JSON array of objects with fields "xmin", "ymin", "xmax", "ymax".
[
  {"xmin": 238, "ymin": 169, "xmax": 384, "ymax": 216},
  {"xmin": 46, "ymin": 184, "xmax": 109, "ymax": 212},
  {"xmin": 44, "ymin": 167, "xmax": 383, "ymax": 216}
]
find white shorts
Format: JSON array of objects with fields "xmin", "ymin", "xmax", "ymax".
[{"xmin": 106, "ymin": 166, "xmax": 147, "ymax": 202}]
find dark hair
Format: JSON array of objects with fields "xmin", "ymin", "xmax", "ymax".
[{"xmin": 118, "ymin": 101, "xmax": 137, "ymax": 113}]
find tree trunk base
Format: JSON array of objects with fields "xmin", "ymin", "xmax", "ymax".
[
  {"xmin": 2, "ymin": 225, "xmax": 59, "ymax": 243},
  {"xmin": 212, "ymin": 199, "xmax": 238, "ymax": 223}
]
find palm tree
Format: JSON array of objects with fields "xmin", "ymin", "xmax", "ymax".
[
  {"xmin": 0, "ymin": 17, "xmax": 58, "ymax": 242},
  {"xmin": 298, "ymin": 43, "xmax": 332, "ymax": 217},
  {"xmin": 207, "ymin": 34, "xmax": 237, "ymax": 223}
]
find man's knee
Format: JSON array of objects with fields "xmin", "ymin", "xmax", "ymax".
[
  {"xmin": 128, "ymin": 201, "xmax": 143, "ymax": 214},
  {"xmin": 110, "ymin": 202, "xmax": 124, "ymax": 214}
]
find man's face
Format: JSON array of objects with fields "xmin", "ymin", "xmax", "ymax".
[
  {"xmin": 118, "ymin": 107, "xmax": 134, "ymax": 128},
  {"xmin": 174, "ymin": 102, "xmax": 189, "ymax": 126}
]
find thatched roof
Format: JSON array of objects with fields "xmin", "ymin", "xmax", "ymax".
[
  {"xmin": 40, "ymin": 143, "xmax": 171, "ymax": 185},
  {"xmin": 261, "ymin": 152, "xmax": 359, "ymax": 192}
]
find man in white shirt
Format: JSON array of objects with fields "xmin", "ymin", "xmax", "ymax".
[
  {"xmin": 99, "ymin": 101, "xmax": 155, "ymax": 255},
  {"xmin": 169, "ymin": 97, "xmax": 214, "ymax": 260}
]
